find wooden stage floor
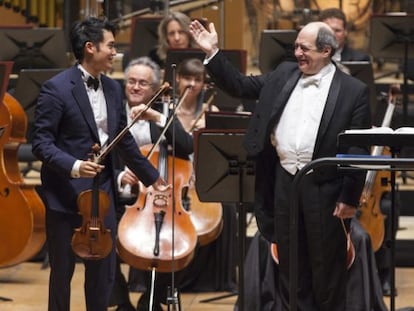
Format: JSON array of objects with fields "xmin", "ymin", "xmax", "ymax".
[{"xmin": 1, "ymin": 261, "xmax": 414, "ymax": 310}]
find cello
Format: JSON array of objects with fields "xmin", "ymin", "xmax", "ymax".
[
  {"xmin": 117, "ymin": 87, "xmax": 198, "ymax": 272},
  {"xmin": 357, "ymin": 85, "xmax": 399, "ymax": 252},
  {"xmin": 0, "ymin": 61, "xmax": 45, "ymax": 267},
  {"xmin": 182, "ymin": 92, "xmax": 224, "ymax": 246}
]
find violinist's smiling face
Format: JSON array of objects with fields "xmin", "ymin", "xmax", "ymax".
[{"xmin": 125, "ymin": 64, "xmax": 156, "ymax": 107}]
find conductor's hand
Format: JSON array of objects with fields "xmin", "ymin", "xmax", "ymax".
[
  {"xmin": 79, "ymin": 160, "xmax": 105, "ymax": 178},
  {"xmin": 333, "ymin": 202, "xmax": 357, "ymax": 219},
  {"xmin": 189, "ymin": 20, "xmax": 218, "ymax": 58},
  {"xmin": 152, "ymin": 176, "xmax": 171, "ymax": 192}
]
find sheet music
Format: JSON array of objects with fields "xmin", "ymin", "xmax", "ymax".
[{"xmin": 345, "ymin": 127, "xmax": 414, "ymax": 134}]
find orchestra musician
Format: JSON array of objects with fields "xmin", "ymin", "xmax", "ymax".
[
  {"xmin": 189, "ymin": 19, "xmax": 371, "ymax": 310},
  {"xmin": 31, "ymin": 17, "xmax": 168, "ymax": 311}
]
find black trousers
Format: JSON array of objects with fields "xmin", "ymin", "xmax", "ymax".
[
  {"xmin": 45, "ymin": 184, "xmax": 117, "ymax": 311},
  {"xmin": 274, "ymin": 164, "xmax": 348, "ymax": 311}
]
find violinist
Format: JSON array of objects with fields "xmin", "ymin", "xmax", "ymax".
[
  {"xmin": 110, "ymin": 56, "xmax": 193, "ymax": 311},
  {"xmin": 31, "ymin": 17, "xmax": 167, "ymax": 311}
]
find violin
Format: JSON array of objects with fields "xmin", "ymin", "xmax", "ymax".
[
  {"xmin": 357, "ymin": 85, "xmax": 399, "ymax": 252},
  {"xmin": 71, "ymin": 145, "xmax": 113, "ymax": 260},
  {"xmin": 0, "ymin": 61, "xmax": 45, "ymax": 267}
]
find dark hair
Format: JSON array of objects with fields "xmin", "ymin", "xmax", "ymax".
[
  {"xmin": 177, "ymin": 58, "xmax": 206, "ymax": 79},
  {"xmin": 319, "ymin": 8, "xmax": 347, "ymax": 29},
  {"xmin": 316, "ymin": 25, "xmax": 338, "ymax": 57},
  {"xmin": 177, "ymin": 58, "xmax": 206, "ymax": 115},
  {"xmin": 70, "ymin": 16, "xmax": 117, "ymax": 61}
]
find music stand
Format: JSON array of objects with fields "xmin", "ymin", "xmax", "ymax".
[
  {"xmin": 258, "ymin": 29, "xmax": 297, "ymax": 74},
  {"xmin": 12, "ymin": 68, "xmax": 63, "ymax": 176},
  {"xmin": 370, "ymin": 14, "xmax": 414, "ymax": 124},
  {"xmin": 129, "ymin": 16, "xmax": 162, "ymax": 59},
  {"xmin": 341, "ymin": 61, "xmax": 377, "ymax": 119},
  {"xmin": 0, "ymin": 28, "xmax": 69, "ymax": 74},
  {"xmin": 194, "ymin": 129, "xmax": 255, "ymax": 311},
  {"xmin": 205, "ymin": 111, "xmax": 251, "ymax": 130}
]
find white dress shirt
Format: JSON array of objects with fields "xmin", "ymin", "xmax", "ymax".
[{"xmin": 273, "ymin": 63, "xmax": 336, "ymax": 175}]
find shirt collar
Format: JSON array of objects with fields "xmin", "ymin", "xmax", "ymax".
[{"xmin": 300, "ymin": 63, "xmax": 335, "ymax": 88}]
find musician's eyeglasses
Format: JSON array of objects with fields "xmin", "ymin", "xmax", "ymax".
[{"xmin": 126, "ymin": 79, "xmax": 153, "ymax": 89}]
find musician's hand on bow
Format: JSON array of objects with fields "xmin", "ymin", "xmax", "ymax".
[
  {"xmin": 189, "ymin": 20, "xmax": 218, "ymax": 58},
  {"xmin": 130, "ymin": 105, "xmax": 161, "ymax": 123},
  {"xmin": 333, "ymin": 202, "xmax": 357, "ymax": 219},
  {"xmin": 79, "ymin": 160, "xmax": 105, "ymax": 178},
  {"xmin": 121, "ymin": 168, "xmax": 138, "ymax": 187},
  {"xmin": 152, "ymin": 176, "xmax": 171, "ymax": 192}
]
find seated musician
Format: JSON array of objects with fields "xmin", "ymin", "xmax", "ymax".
[{"xmin": 109, "ymin": 56, "xmax": 193, "ymax": 311}]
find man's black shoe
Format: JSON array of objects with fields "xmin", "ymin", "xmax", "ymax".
[
  {"xmin": 136, "ymin": 293, "xmax": 163, "ymax": 311},
  {"xmin": 382, "ymin": 280, "xmax": 398, "ymax": 297},
  {"xmin": 115, "ymin": 302, "xmax": 136, "ymax": 311}
]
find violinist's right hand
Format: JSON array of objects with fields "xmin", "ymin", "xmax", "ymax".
[
  {"xmin": 79, "ymin": 160, "xmax": 105, "ymax": 178},
  {"xmin": 130, "ymin": 105, "xmax": 162, "ymax": 123},
  {"xmin": 152, "ymin": 176, "xmax": 171, "ymax": 192}
]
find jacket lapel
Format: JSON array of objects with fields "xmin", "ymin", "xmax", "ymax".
[
  {"xmin": 102, "ymin": 77, "xmax": 117, "ymax": 141},
  {"xmin": 71, "ymin": 69, "xmax": 100, "ymax": 143},
  {"xmin": 314, "ymin": 69, "xmax": 341, "ymax": 154}
]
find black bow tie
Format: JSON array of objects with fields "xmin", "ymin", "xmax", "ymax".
[{"xmin": 86, "ymin": 76, "xmax": 100, "ymax": 91}]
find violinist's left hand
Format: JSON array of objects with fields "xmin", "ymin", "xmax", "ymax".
[{"xmin": 333, "ymin": 202, "xmax": 357, "ymax": 219}]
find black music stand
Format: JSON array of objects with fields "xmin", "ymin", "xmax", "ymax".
[
  {"xmin": 341, "ymin": 61, "xmax": 377, "ymax": 119},
  {"xmin": 258, "ymin": 29, "xmax": 297, "ymax": 74},
  {"xmin": 0, "ymin": 28, "xmax": 69, "ymax": 74},
  {"xmin": 194, "ymin": 129, "xmax": 255, "ymax": 311},
  {"xmin": 370, "ymin": 14, "xmax": 414, "ymax": 125},
  {"xmin": 11, "ymin": 68, "xmax": 63, "ymax": 176},
  {"xmin": 337, "ymin": 131, "xmax": 414, "ymax": 311}
]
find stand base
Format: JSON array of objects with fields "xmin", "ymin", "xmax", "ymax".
[
  {"xmin": 199, "ymin": 291, "xmax": 237, "ymax": 303},
  {"xmin": 0, "ymin": 297, "xmax": 12, "ymax": 302}
]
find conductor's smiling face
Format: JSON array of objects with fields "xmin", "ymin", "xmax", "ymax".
[{"xmin": 295, "ymin": 23, "xmax": 333, "ymax": 76}]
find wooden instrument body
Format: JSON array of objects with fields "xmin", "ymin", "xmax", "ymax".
[
  {"xmin": 358, "ymin": 149, "xmax": 390, "ymax": 252},
  {"xmin": 71, "ymin": 185, "xmax": 113, "ymax": 260},
  {"xmin": 117, "ymin": 145, "xmax": 197, "ymax": 272},
  {"xmin": 185, "ymin": 180, "xmax": 223, "ymax": 246},
  {"xmin": 0, "ymin": 91, "xmax": 45, "ymax": 267}
]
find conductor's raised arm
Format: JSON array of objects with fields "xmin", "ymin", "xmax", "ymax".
[{"xmin": 189, "ymin": 20, "xmax": 219, "ymax": 57}]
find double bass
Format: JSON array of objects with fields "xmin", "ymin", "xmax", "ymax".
[{"xmin": 0, "ymin": 61, "xmax": 45, "ymax": 267}]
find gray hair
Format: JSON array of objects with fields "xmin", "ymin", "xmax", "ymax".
[
  {"xmin": 124, "ymin": 56, "xmax": 161, "ymax": 90},
  {"xmin": 316, "ymin": 25, "xmax": 338, "ymax": 57}
]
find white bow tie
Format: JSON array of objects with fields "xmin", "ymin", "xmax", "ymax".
[{"xmin": 300, "ymin": 75, "xmax": 321, "ymax": 88}]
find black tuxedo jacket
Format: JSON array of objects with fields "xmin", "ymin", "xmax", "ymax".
[
  {"xmin": 32, "ymin": 65, "xmax": 160, "ymax": 215},
  {"xmin": 206, "ymin": 52, "xmax": 371, "ymax": 241}
]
